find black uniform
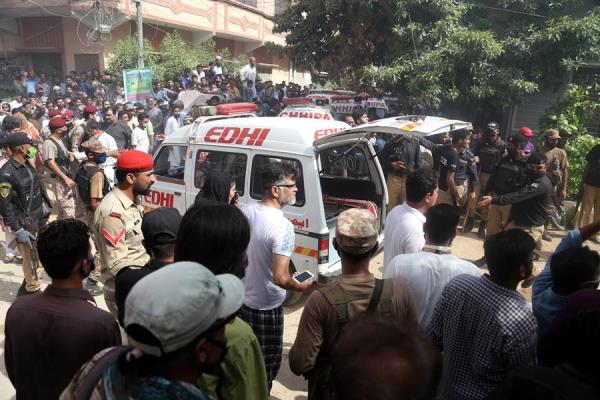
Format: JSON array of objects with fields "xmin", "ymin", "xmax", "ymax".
[
  {"xmin": 456, "ymin": 149, "xmax": 479, "ymax": 192},
  {"xmin": 476, "ymin": 138, "xmax": 506, "ymax": 174},
  {"xmin": 492, "ymin": 171, "xmax": 553, "ymax": 227},
  {"xmin": 483, "ymin": 154, "xmax": 528, "ymax": 196},
  {"xmin": 0, "ymin": 159, "xmax": 47, "ymax": 232},
  {"xmin": 382, "ymin": 136, "xmax": 421, "ymax": 176}
]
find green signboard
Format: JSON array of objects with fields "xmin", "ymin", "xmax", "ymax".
[{"xmin": 123, "ymin": 68, "xmax": 153, "ymax": 103}]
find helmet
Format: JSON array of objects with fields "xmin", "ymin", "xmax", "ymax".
[{"xmin": 519, "ymin": 127, "xmax": 533, "ymax": 137}]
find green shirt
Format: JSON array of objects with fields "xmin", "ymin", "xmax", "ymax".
[
  {"xmin": 198, "ymin": 317, "xmax": 269, "ymax": 400},
  {"xmin": 146, "ymin": 120, "xmax": 154, "ymax": 140}
]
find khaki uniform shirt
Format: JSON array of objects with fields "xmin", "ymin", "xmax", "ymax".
[
  {"xmin": 288, "ymin": 273, "xmax": 418, "ymax": 375},
  {"xmin": 544, "ymin": 147, "xmax": 568, "ymax": 187},
  {"xmin": 93, "ymin": 188, "xmax": 149, "ymax": 281},
  {"xmin": 81, "ymin": 161, "xmax": 105, "ymax": 200}
]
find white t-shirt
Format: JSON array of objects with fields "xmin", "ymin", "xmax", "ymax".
[
  {"xmin": 383, "ymin": 202, "xmax": 426, "ymax": 267},
  {"xmin": 242, "ymin": 202, "xmax": 295, "ymax": 310},
  {"xmin": 164, "ymin": 116, "xmax": 180, "ymax": 136},
  {"xmin": 131, "ymin": 127, "xmax": 149, "ymax": 153},
  {"xmin": 96, "ymin": 132, "xmax": 118, "ymax": 186},
  {"xmin": 383, "ymin": 246, "xmax": 482, "ymax": 327}
]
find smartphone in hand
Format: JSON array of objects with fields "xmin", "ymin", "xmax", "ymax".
[{"xmin": 293, "ymin": 270, "xmax": 314, "ymax": 284}]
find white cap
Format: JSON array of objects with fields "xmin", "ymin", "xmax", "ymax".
[{"xmin": 124, "ymin": 261, "xmax": 244, "ymax": 356}]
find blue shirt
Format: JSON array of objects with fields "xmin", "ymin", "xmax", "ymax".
[
  {"xmin": 532, "ymin": 229, "xmax": 582, "ymax": 334},
  {"xmin": 180, "ymin": 75, "xmax": 193, "ymax": 90}
]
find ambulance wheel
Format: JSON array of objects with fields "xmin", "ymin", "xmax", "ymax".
[{"xmin": 283, "ymin": 263, "xmax": 304, "ymax": 307}]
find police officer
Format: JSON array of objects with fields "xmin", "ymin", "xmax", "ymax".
[
  {"xmin": 478, "ymin": 152, "xmax": 552, "ymax": 250},
  {"xmin": 435, "ymin": 129, "xmax": 476, "ymax": 207},
  {"xmin": 542, "ymin": 129, "xmax": 569, "ymax": 240},
  {"xmin": 469, "ymin": 122, "xmax": 506, "ymax": 238},
  {"xmin": 93, "ymin": 150, "xmax": 155, "ymax": 316},
  {"xmin": 0, "ymin": 132, "xmax": 49, "ymax": 296},
  {"xmin": 42, "ymin": 117, "xmax": 76, "ymax": 220},
  {"xmin": 77, "ymin": 139, "xmax": 110, "ymax": 296},
  {"xmin": 477, "ymin": 134, "xmax": 528, "ymax": 237},
  {"xmin": 382, "ymin": 134, "xmax": 422, "ymax": 210}
]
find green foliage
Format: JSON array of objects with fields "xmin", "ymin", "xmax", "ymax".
[
  {"xmin": 539, "ymin": 83, "xmax": 600, "ymax": 135},
  {"xmin": 565, "ymin": 133, "xmax": 600, "ymax": 198},
  {"xmin": 274, "ymin": 0, "xmax": 600, "ymax": 114},
  {"xmin": 152, "ymin": 32, "xmax": 197, "ymax": 82},
  {"xmin": 107, "ymin": 32, "xmax": 246, "ymax": 85},
  {"xmin": 106, "ymin": 36, "xmax": 156, "ymax": 84}
]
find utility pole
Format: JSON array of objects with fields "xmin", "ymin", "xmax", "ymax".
[{"xmin": 135, "ymin": 0, "xmax": 144, "ymax": 68}]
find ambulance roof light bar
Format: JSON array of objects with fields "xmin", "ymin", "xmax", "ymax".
[
  {"xmin": 330, "ymin": 95, "xmax": 355, "ymax": 102},
  {"xmin": 282, "ymin": 97, "xmax": 314, "ymax": 106},
  {"xmin": 216, "ymin": 102, "xmax": 258, "ymax": 115}
]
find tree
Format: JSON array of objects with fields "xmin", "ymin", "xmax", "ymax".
[
  {"xmin": 273, "ymin": 0, "xmax": 600, "ymax": 118},
  {"xmin": 107, "ymin": 32, "xmax": 246, "ymax": 84},
  {"xmin": 106, "ymin": 36, "xmax": 156, "ymax": 84}
]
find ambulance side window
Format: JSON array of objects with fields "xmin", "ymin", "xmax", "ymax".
[
  {"xmin": 154, "ymin": 145, "xmax": 187, "ymax": 183},
  {"xmin": 318, "ymin": 145, "xmax": 371, "ymax": 180},
  {"xmin": 194, "ymin": 150, "xmax": 247, "ymax": 195},
  {"xmin": 250, "ymin": 156, "xmax": 305, "ymax": 207}
]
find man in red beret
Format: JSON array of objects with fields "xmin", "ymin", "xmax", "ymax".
[
  {"xmin": 42, "ymin": 117, "xmax": 76, "ymax": 219},
  {"xmin": 93, "ymin": 150, "xmax": 155, "ymax": 316}
]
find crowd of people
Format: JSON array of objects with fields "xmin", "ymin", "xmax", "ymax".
[
  {"xmin": 0, "ymin": 55, "xmax": 315, "ymax": 129},
  {"xmin": 0, "ymin": 60, "xmax": 599, "ymax": 400}
]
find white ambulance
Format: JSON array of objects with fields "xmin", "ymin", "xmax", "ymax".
[
  {"xmin": 142, "ymin": 104, "xmax": 388, "ymax": 303},
  {"xmin": 277, "ymin": 97, "xmax": 335, "ymax": 120}
]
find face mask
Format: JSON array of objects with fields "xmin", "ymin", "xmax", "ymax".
[
  {"xmin": 230, "ymin": 258, "xmax": 247, "ymax": 280},
  {"xmin": 96, "ymin": 154, "xmax": 107, "ymax": 164},
  {"xmin": 527, "ymin": 169, "xmax": 544, "ymax": 178},
  {"xmin": 80, "ymin": 255, "xmax": 94, "ymax": 278},
  {"xmin": 202, "ymin": 336, "xmax": 228, "ymax": 373},
  {"xmin": 25, "ymin": 146, "xmax": 37, "ymax": 159},
  {"xmin": 368, "ymin": 137, "xmax": 376, "ymax": 146}
]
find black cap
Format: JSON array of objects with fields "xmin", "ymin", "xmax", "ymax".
[
  {"xmin": 507, "ymin": 133, "xmax": 526, "ymax": 147},
  {"xmin": 142, "ymin": 207, "xmax": 182, "ymax": 246},
  {"xmin": 527, "ymin": 151, "xmax": 547, "ymax": 165},
  {"xmin": 4, "ymin": 132, "xmax": 32, "ymax": 147}
]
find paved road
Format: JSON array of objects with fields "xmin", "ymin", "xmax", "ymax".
[{"xmin": 0, "ymin": 227, "xmax": 596, "ymax": 399}]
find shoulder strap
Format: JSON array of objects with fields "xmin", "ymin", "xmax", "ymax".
[
  {"xmin": 378, "ymin": 279, "xmax": 394, "ymax": 317},
  {"xmin": 47, "ymin": 136, "xmax": 66, "ymax": 159},
  {"xmin": 74, "ymin": 347, "xmax": 123, "ymax": 400},
  {"xmin": 366, "ymin": 278, "xmax": 384, "ymax": 313},
  {"xmin": 319, "ymin": 284, "xmax": 349, "ymax": 326}
]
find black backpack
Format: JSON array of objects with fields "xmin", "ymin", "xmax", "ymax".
[{"xmin": 76, "ymin": 164, "xmax": 109, "ymax": 208}]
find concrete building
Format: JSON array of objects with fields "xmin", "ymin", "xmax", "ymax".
[{"xmin": 0, "ymin": 0, "xmax": 310, "ymax": 85}]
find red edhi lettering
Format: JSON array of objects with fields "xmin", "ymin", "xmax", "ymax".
[
  {"xmin": 144, "ymin": 190, "xmax": 174, "ymax": 208},
  {"xmin": 204, "ymin": 126, "xmax": 223, "ymax": 143},
  {"xmin": 314, "ymin": 127, "xmax": 345, "ymax": 140},
  {"xmin": 203, "ymin": 127, "xmax": 270, "ymax": 147}
]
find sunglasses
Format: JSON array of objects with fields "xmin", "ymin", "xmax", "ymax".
[{"xmin": 277, "ymin": 184, "xmax": 297, "ymax": 189}]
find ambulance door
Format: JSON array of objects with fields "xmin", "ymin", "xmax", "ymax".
[
  {"xmin": 143, "ymin": 144, "xmax": 188, "ymax": 215},
  {"xmin": 187, "ymin": 145, "xmax": 251, "ymax": 207}
]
